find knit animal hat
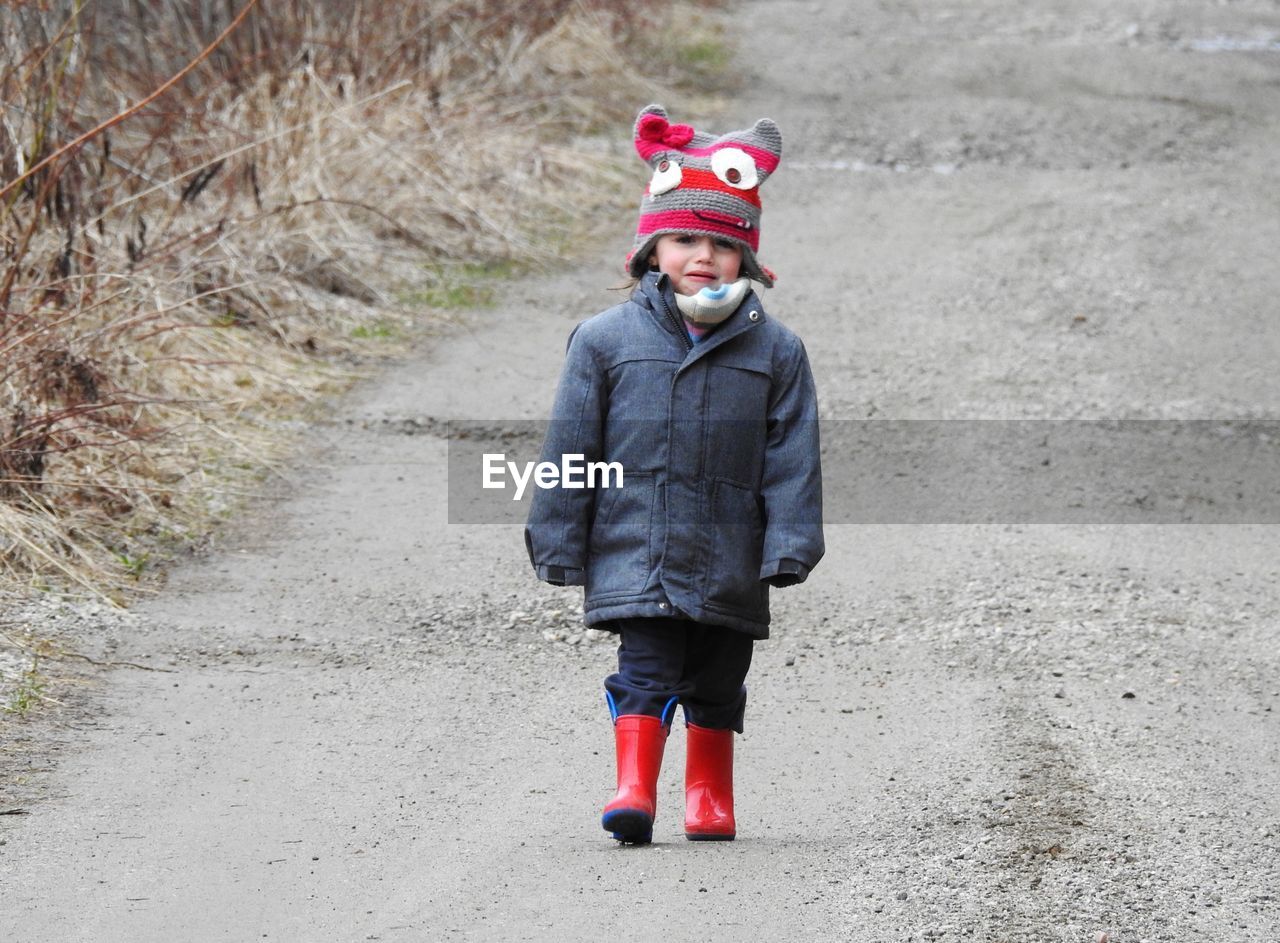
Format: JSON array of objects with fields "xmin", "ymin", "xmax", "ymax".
[{"xmin": 627, "ymin": 104, "xmax": 782, "ymax": 288}]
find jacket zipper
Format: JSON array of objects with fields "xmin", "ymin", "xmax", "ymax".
[{"xmin": 659, "ymin": 292, "xmax": 694, "ymax": 352}]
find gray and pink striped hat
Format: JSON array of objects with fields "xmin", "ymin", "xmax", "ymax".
[{"xmin": 626, "ymin": 104, "xmax": 782, "ymax": 288}]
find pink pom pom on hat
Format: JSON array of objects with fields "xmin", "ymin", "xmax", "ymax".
[{"xmin": 626, "ymin": 104, "xmax": 782, "ymax": 288}]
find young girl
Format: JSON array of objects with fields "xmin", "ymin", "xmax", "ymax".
[{"xmin": 525, "ymin": 104, "xmax": 823, "ymax": 844}]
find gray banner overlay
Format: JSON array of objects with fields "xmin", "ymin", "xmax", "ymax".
[{"xmin": 444, "ymin": 420, "xmax": 1280, "ymax": 524}]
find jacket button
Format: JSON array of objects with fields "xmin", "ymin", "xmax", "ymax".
[
  {"xmin": 748, "ymin": 310, "xmax": 760, "ymax": 322},
  {"xmin": 658, "ymin": 602, "xmax": 669, "ymax": 609}
]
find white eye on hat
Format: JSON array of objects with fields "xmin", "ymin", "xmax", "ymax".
[
  {"xmin": 710, "ymin": 147, "xmax": 758, "ymax": 189},
  {"xmin": 649, "ymin": 157, "xmax": 683, "ymax": 195}
]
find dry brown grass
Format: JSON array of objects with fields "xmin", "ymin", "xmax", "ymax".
[{"xmin": 0, "ymin": 0, "xmax": 717, "ymax": 604}]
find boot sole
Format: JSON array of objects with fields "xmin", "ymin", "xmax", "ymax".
[
  {"xmin": 602, "ymin": 808, "xmax": 653, "ymax": 844},
  {"xmin": 685, "ymin": 831, "xmax": 735, "ymax": 841}
]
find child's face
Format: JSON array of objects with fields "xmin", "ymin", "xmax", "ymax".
[{"xmin": 649, "ymin": 234, "xmax": 743, "ymax": 296}]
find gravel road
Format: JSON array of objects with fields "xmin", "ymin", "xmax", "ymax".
[{"xmin": 4, "ymin": 1, "xmax": 1280, "ymax": 940}]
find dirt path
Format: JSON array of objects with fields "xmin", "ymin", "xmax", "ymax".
[{"xmin": 4, "ymin": 2, "xmax": 1280, "ymax": 940}]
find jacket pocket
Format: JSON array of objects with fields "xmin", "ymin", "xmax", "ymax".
[
  {"xmin": 703, "ymin": 477, "xmax": 765, "ymax": 613},
  {"xmin": 709, "ymin": 357, "xmax": 772, "ymax": 420},
  {"xmin": 586, "ymin": 472, "xmax": 655, "ymax": 598},
  {"xmin": 707, "ymin": 360, "xmax": 770, "ymax": 483}
]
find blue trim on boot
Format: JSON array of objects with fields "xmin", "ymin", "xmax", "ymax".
[
  {"xmin": 602, "ymin": 808, "xmax": 653, "ymax": 844},
  {"xmin": 660, "ymin": 696, "xmax": 679, "ymax": 727},
  {"xmin": 605, "ymin": 689, "xmax": 619, "ymax": 723}
]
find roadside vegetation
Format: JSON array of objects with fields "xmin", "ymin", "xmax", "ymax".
[{"xmin": 0, "ymin": 0, "xmax": 728, "ymax": 611}]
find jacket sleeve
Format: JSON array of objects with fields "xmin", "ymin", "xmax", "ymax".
[
  {"xmin": 759, "ymin": 334, "xmax": 824, "ymax": 585},
  {"xmin": 524, "ymin": 325, "xmax": 605, "ymax": 586}
]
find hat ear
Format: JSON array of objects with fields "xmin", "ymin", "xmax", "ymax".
[
  {"xmin": 635, "ymin": 104, "xmax": 695, "ymax": 164},
  {"xmin": 751, "ymin": 118, "xmax": 783, "ymax": 157},
  {"xmin": 634, "ymin": 104, "xmax": 668, "ymax": 161},
  {"xmin": 636, "ymin": 103, "xmax": 668, "ymax": 126},
  {"xmin": 749, "ymin": 118, "xmax": 783, "ymax": 183}
]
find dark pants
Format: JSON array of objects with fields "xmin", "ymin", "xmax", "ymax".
[{"xmin": 604, "ymin": 617, "xmax": 754, "ymax": 732}]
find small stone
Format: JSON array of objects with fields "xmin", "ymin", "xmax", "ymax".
[
  {"xmin": 785, "ymin": 656, "xmax": 796, "ymax": 666},
  {"xmin": 1121, "ymin": 691, "xmax": 1136, "ymax": 699},
  {"xmin": 896, "ymin": 891, "xmax": 908, "ymax": 901}
]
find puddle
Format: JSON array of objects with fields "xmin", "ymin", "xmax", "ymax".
[{"xmin": 1187, "ymin": 35, "xmax": 1280, "ymax": 53}]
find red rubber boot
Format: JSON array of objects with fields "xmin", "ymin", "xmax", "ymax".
[
  {"xmin": 684, "ymin": 723, "xmax": 736, "ymax": 841},
  {"xmin": 601, "ymin": 715, "xmax": 668, "ymax": 844}
]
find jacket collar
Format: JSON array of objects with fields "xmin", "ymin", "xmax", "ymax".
[{"xmin": 633, "ymin": 271, "xmax": 766, "ymax": 368}]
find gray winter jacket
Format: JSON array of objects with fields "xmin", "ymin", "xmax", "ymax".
[{"xmin": 524, "ymin": 272, "xmax": 823, "ymax": 638}]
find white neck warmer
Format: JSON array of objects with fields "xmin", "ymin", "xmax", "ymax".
[{"xmin": 674, "ymin": 278, "xmax": 752, "ymax": 326}]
